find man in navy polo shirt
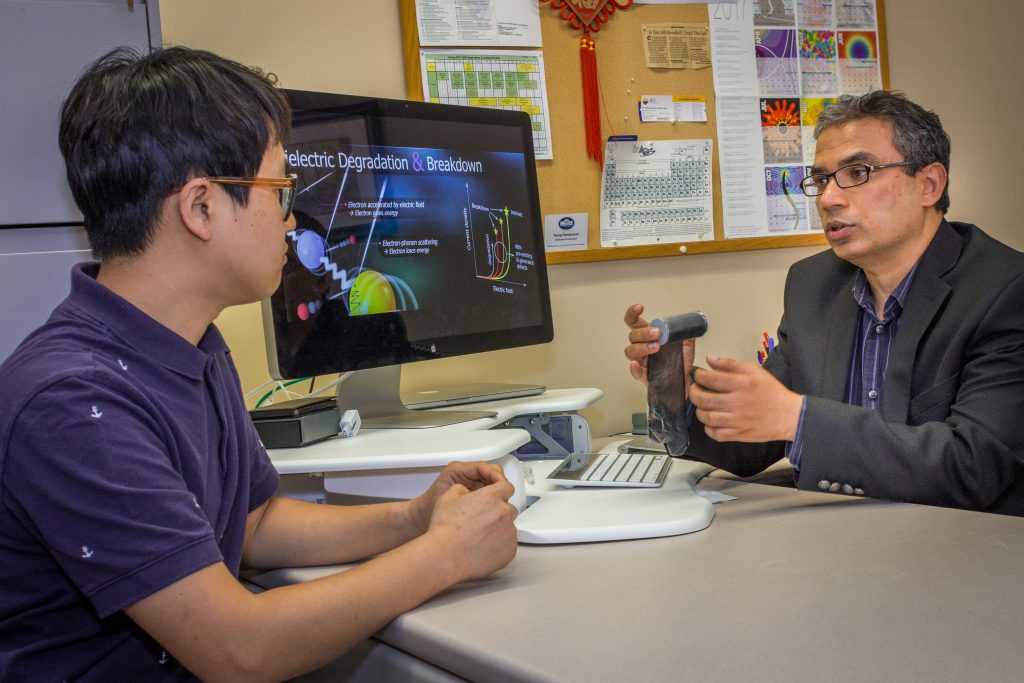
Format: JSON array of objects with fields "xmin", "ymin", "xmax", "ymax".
[{"xmin": 0, "ymin": 47, "xmax": 519, "ymax": 681}]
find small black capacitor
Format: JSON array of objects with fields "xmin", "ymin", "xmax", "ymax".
[{"xmin": 650, "ymin": 311, "xmax": 708, "ymax": 345}]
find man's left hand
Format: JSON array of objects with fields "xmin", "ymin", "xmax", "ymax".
[
  {"xmin": 690, "ymin": 355, "xmax": 803, "ymax": 443},
  {"xmin": 406, "ymin": 461, "xmax": 507, "ymax": 534}
]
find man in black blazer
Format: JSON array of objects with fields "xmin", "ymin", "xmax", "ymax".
[{"xmin": 625, "ymin": 91, "xmax": 1024, "ymax": 516}]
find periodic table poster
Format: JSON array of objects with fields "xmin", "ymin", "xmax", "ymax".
[
  {"xmin": 710, "ymin": 0, "xmax": 882, "ymax": 239},
  {"xmin": 599, "ymin": 139, "xmax": 714, "ymax": 248}
]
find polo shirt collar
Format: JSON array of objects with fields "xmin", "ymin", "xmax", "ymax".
[{"xmin": 67, "ymin": 263, "xmax": 228, "ymax": 380}]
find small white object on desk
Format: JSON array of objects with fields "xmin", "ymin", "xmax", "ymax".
[
  {"xmin": 338, "ymin": 409, "xmax": 361, "ymax": 438},
  {"xmin": 495, "ymin": 453, "xmax": 528, "ymax": 513}
]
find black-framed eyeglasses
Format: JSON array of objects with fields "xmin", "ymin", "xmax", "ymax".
[
  {"xmin": 205, "ymin": 173, "xmax": 298, "ymax": 221},
  {"xmin": 800, "ymin": 162, "xmax": 918, "ymax": 197}
]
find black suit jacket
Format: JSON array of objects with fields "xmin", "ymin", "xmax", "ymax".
[{"xmin": 689, "ymin": 221, "xmax": 1024, "ymax": 515}]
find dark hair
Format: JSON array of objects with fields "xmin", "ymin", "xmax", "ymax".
[
  {"xmin": 814, "ymin": 90, "xmax": 951, "ymax": 213},
  {"xmin": 59, "ymin": 46, "xmax": 291, "ymax": 258}
]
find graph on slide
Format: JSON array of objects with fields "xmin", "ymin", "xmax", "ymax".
[{"xmin": 466, "ymin": 183, "xmax": 533, "ymax": 286}]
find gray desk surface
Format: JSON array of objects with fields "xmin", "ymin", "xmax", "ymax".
[{"xmin": 255, "ymin": 478, "xmax": 1024, "ymax": 683}]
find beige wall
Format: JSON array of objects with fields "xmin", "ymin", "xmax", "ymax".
[{"xmin": 161, "ymin": 0, "xmax": 1024, "ymax": 437}]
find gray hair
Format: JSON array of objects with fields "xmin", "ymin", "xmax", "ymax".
[{"xmin": 814, "ymin": 91, "xmax": 951, "ymax": 213}]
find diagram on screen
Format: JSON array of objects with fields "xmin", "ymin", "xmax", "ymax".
[
  {"xmin": 287, "ymin": 172, "xmax": 420, "ymax": 321},
  {"xmin": 465, "ymin": 182, "xmax": 534, "ymax": 287}
]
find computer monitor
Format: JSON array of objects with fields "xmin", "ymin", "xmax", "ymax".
[{"xmin": 262, "ymin": 91, "xmax": 553, "ymax": 428}]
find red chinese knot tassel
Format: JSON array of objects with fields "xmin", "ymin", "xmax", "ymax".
[{"xmin": 580, "ymin": 32, "xmax": 602, "ymax": 164}]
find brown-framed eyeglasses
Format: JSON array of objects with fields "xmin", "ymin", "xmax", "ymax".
[{"xmin": 205, "ymin": 173, "xmax": 298, "ymax": 221}]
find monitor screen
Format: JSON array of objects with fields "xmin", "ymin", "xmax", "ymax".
[{"xmin": 261, "ymin": 91, "xmax": 552, "ymax": 425}]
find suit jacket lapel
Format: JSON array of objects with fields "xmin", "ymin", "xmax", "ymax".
[
  {"xmin": 820, "ymin": 271, "xmax": 860, "ymax": 402},
  {"xmin": 883, "ymin": 221, "xmax": 959, "ymax": 423}
]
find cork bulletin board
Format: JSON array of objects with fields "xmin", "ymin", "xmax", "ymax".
[{"xmin": 399, "ymin": 0, "xmax": 890, "ymax": 264}]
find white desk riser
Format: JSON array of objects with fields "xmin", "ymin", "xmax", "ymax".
[
  {"xmin": 266, "ymin": 388, "xmax": 603, "ymax": 475},
  {"xmin": 267, "ymin": 388, "xmax": 716, "ymax": 544}
]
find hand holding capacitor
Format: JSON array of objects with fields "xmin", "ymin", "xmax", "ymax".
[
  {"xmin": 641, "ymin": 311, "xmax": 708, "ymax": 454},
  {"xmin": 624, "ymin": 304, "xmax": 705, "ymax": 396}
]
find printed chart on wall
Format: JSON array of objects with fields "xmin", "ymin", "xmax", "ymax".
[
  {"xmin": 600, "ymin": 139, "xmax": 714, "ymax": 247},
  {"xmin": 420, "ymin": 50, "xmax": 553, "ymax": 159},
  {"xmin": 709, "ymin": 0, "xmax": 883, "ymax": 238}
]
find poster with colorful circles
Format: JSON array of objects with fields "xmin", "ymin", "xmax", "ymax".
[
  {"xmin": 838, "ymin": 31, "xmax": 882, "ymax": 94},
  {"xmin": 798, "ymin": 29, "xmax": 839, "ymax": 95},
  {"xmin": 761, "ymin": 98, "xmax": 803, "ymax": 164},
  {"xmin": 712, "ymin": 0, "xmax": 884, "ymax": 238}
]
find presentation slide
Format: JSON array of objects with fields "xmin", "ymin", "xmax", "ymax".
[{"xmin": 281, "ymin": 142, "xmax": 543, "ymax": 341}]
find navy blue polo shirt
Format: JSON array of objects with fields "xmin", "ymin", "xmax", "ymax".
[{"xmin": 0, "ymin": 263, "xmax": 280, "ymax": 680}]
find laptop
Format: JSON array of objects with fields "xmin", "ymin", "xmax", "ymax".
[{"xmin": 403, "ymin": 382, "xmax": 546, "ymax": 409}]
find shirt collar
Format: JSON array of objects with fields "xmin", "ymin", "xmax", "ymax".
[
  {"xmin": 66, "ymin": 262, "xmax": 228, "ymax": 379},
  {"xmin": 851, "ymin": 260, "xmax": 921, "ymax": 323}
]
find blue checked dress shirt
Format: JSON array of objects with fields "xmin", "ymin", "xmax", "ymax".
[{"xmin": 786, "ymin": 262, "xmax": 920, "ymax": 470}]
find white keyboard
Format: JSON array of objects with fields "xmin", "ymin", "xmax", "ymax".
[{"xmin": 546, "ymin": 451, "xmax": 671, "ymax": 488}]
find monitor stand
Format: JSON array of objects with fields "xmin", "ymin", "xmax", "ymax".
[{"xmin": 336, "ymin": 365, "xmax": 497, "ymax": 429}]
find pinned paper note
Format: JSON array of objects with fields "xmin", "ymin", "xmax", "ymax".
[
  {"xmin": 638, "ymin": 96, "xmax": 707, "ymax": 123},
  {"xmin": 641, "ymin": 23, "xmax": 712, "ymax": 69},
  {"xmin": 544, "ymin": 213, "xmax": 588, "ymax": 251}
]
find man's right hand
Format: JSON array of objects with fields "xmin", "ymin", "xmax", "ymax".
[
  {"xmin": 624, "ymin": 303, "xmax": 661, "ymax": 386},
  {"xmin": 426, "ymin": 479, "xmax": 518, "ymax": 582},
  {"xmin": 624, "ymin": 303, "xmax": 697, "ymax": 396}
]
